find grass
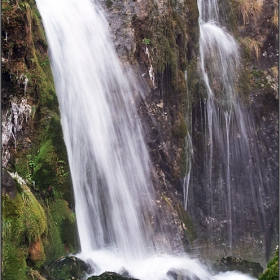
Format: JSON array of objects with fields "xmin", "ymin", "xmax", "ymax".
[
  {"xmin": 235, "ymin": 0, "xmax": 263, "ymax": 25},
  {"xmin": 270, "ymin": 66, "xmax": 278, "ymax": 79},
  {"xmin": 271, "ymin": 9, "xmax": 278, "ymax": 28},
  {"xmin": 240, "ymin": 37, "xmax": 262, "ymax": 60}
]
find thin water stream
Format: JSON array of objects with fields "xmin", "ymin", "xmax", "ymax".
[
  {"xmin": 36, "ymin": 0, "xmax": 258, "ymax": 278},
  {"xmin": 186, "ymin": 0, "xmax": 275, "ymax": 263}
]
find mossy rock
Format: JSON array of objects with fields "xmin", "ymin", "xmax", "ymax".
[
  {"xmin": 43, "ymin": 199, "xmax": 78, "ymax": 263},
  {"xmin": 2, "ymin": 183, "xmax": 47, "ymax": 279},
  {"xmin": 46, "ymin": 256, "xmax": 92, "ymax": 280},
  {"xmin": 213, "ymin": 256, "xmax": 263, "ymax": 278},
  {"xmin": 174, "ymin": 201, "xmax": 197, "ymax": 242}
]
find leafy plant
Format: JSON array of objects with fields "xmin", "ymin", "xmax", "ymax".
[
  {"xmin": 20, "ymin": 1, "xmax": 30, "ymax": 9},
  {"xmin": 142, "ymin": 38, "xmax": 151, "ymax": 45}
]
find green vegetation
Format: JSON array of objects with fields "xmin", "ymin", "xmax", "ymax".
[
  {"xmin": 2, "ymin": 0, "xmax": 78, "ymax": 278},
  {"xmin": 240, "ymin": 37, "xmax": 262, "ymax": 60},
  {"xmin": 106, "ymin": 0, "xmax": 113, "ymax": 8},
  {"xmin": 2, "ymin": 184, "xmax": 47, "ymax": 279},
  {"xmin": 142, "ymin": 38, "xmax": 151, "ymax": 45},
  {"xmin": 258, "ymin": 247, "xmax": 279, "ymax": 280},
  {"xmin": 234, "ymin": 0, "xmax": 263, "ymax": 25},
  {"xmin": 175, "ymin": 201, "xmax": 197, "ymax": 242}
]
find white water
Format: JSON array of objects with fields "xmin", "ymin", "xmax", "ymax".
[{"xmin": 36, "ymin": 0, "xmax": 257, "ymax": 278}]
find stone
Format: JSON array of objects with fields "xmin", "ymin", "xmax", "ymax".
[
  {"xmin": 212, "ymin": 256, "xmax": 263, "ymax": 278},
  {"xmin": 2, "ymin": 169, "xmax": 17, "ymax": 199},
  {"xmin": 46, "ymin": 256, "xmax": 93, "ymax": 280},
  {"xmin": 88, "ymin": 271, "xmax": 139, "ymax": 280}
]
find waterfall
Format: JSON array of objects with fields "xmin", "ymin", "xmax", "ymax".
[
  {"xmin": 36, "ymin": 0, "xmax": 258, "ymax": 278},
  {"xmin": 35, "ymin": 0, "xmax": 158, "ymax": 261},
  {"xmin": 186, "ymin": 0, "xmax": 277, "ymax": 263}
]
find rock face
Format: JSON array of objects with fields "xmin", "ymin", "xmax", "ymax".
[
  {"xmin": 99, "ymin": 0, "xmax": 278, "ymax": 267},
  {"xmin": 98, "ymin": 0, "xmax": 200, "ymax": 253},
  {"xmin": 213, "ymin": 256, "xmax": 263, "ymax": 279}
]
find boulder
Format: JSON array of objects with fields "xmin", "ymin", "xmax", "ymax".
[
  {"xmin": 45, "ymin": 256, "xmax": 93, "ymax": 280},
  {"xmin": 88, "ymin": 271, "xmax": 139, "ymax": 280},
  {"xmin": 212, "ymin": 256, "xmax": 263, "ymax": 278}
]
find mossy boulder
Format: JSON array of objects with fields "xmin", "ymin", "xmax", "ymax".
[
  {"xmin": 45, "ymin": 256, "xmax": 92, "ymax": 280},
  {"xmin": 2, "ymin": 180, "xmax": 47, "ymax": 279},
  {"xmin": 213, "ymin": 256, "xmax": 263, "ymax": 278}
]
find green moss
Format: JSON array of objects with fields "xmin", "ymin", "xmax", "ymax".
[
  {"xmin": 172, "ymin": 115, "xmax": 188, "ymax": 139},
  {"xmin": 174, "ymin": 202, "xmax": 197, "ymax": 242},
  {"xmin": 44, "ymin": 199, "xmax": 78, "ymax": 263},
  {"xmin": 259, "ymin": 248, "xmax": 279, "ymax": 280},
  {"xmin": 237, "ymin": 67, "xmax": 252, "ymax": 104},
  {"xmin": 2, "ymin": 0, "xmax": 79, "ymax": 276},
  {"xmin": 2, "ymin": 185, "xmax": 48, "ymax": 279},
  {"xmin": 106, "ymin": 0, "xmax": 113, "ymax": 8},
  {"xmin": 2, "ymin": 240, "xmax": 29, "ymax": 280}
]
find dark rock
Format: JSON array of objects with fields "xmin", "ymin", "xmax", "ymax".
[
  {"xmin": 45, "ymin": 256, "xmax": 93, "ymax": 280},
  {"xmin": 2, "ymin": 169, "xmax": 17, "ymax": 199},
  {"xmin": 167, "ymin": 270, "xmax": 203, "ymax": 280},
  {"xmin": 88, "ymin": 271, "xmax": 139, "ymax": 280},
  {"xmin": 212, "ymin": 256, "xmax": 263, "ymax": 278}
]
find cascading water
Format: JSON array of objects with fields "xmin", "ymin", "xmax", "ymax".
[
  {"xmin": 186, "ymin": 0, "xmax": 278, "ymax": 264},
  {"xmin": 36, "ymin": 0, "xmax": 258, "ymax": 278}
]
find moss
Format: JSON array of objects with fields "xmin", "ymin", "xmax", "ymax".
[
  {"xmin": 2, "ymin": 185, "xmax": 48, "ymax": 279},
  {"xmin": 258, "ymin": 248, "xmax": 279, "ymax": 280},
  {"xmin": 237, "ymin": 67, "xmax": 252, "ymax": 104},
  {"xmin": 43, "ymin": 199, "xmax": 78, "ymax": 263},
  {"xmin": 2, "ymin": 0, "xmax": 78, "ymax": 277},
  {"xmin": 174, "ymin": 202, "xmax": 197, "ymax": 242},
  {"xmin": 2, "ymin": 240, "xmax": 29, "ymax": 280},
  {"xmin": 172, "ymin": 115, "xmax": 188, "ymax": 139},
  {"xmin": 106, "ymin": 0, "xmax": 113, "ymax": 8}
]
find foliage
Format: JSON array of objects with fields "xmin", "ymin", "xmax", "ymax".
[
  {"xmin": 142, "ymin": 38, "xmax": 151, "ymax": 45},
  {"xmin": 258, "ymin": 247, "xmax": 279, "ymax": 280},
  {"xmin": 175, "ymin": 202, "xmax": 197, "ymax": 242},
  {"xmin": 235, "ymin": 0, "xmax": 263, "ymax": 24},
  {"xmin": 106, "ymin": 0, "xmax": 113, "ymax": 8},
  {"xmin": 43, "ymin": 199, "xmax": 78, "ymax": 263},
  {"xmin": 240, "ymin": 37, "xmax": 262, "ymax": 60},
  {"xmin": 2, "ymin": 0, "xmax": 78, "ymax": 278},
  {"xmin": 2, "ymin": 185, "xmax": 47, "ymax": 279}
]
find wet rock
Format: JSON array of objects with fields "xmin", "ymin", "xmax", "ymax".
[
  {"xmin": 2, "ymin": 169, "xmax": 17, "ymax": 199},
  {"xmin": 167, "ymin": 270, "xmax": 202, "ymax": 280},
  {"xmin": 88, "ymin": 271, "xmax": 139, "ymax": 280},
  {"xmin": 212, "ymin": 256, "xmax": 263, "ymax": 278},
  {"xmin": 45, "ymin": 256, "xmax": 93, "ymax": 280}
]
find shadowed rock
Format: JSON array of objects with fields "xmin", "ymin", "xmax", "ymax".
[
  {"xmin": 88, "ymin": 271, "xmax": 139, "ymax": 280},
  {"xmin": 2, "ymin": 169, "xmax": 17, "ymax": 199},
  {"xmin": 213, "ymin": 256, "xmax": 263, "ymax": 278}
]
